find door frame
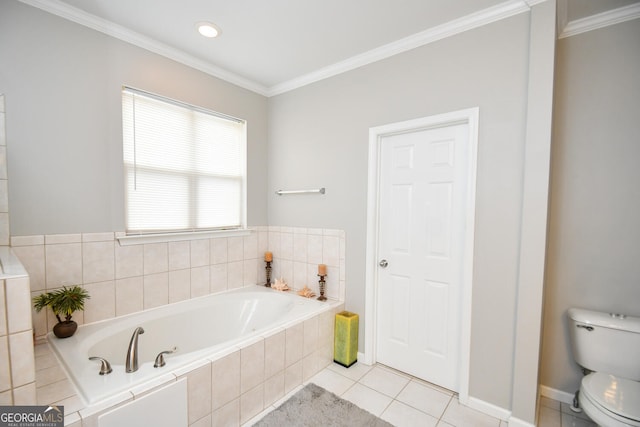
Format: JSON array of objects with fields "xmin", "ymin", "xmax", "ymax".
[{"xmin": 364, "ymin": 107, "xmax": 479, "ymax": 404}]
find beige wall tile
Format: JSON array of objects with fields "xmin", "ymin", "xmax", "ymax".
[
  {"xmin": 210, "ymin": 264, "xmax": 227, "ymax": 294},
  {"xmin": 82, "ymin": 232, "xmax": 114, "ymax": 242},
  {"xmin": 0, "ymin": 390, "xmax": 12, "ymax": 405},
  {"xmin": 279, "ymin": 232, "xmax": 293, "ymax": 260},
  {"xmin": 210, "ymin": 237, "xmax": 227, "ymax": 265},
  {"xmin": 168, "ymin": 241, "xmax": 190, "ymax": 271},
  {"xmin": 0, "ymin": 281, "xmax": 6, "ymax": 336},
  {"xmin": 284, "ymin": 360, "xmax": 303, "ymax": 394},
  {"xmin": 293, "ymin": 233, "xmax": 307, "ymax": 263},
  {"xmin": 6, "ymin": 277, "xmax": 32, "ymax": 333},
  {"xmin": 11, "ymin": 235, "xmax": 45, "ymax": 246},
  {"xmin": 83, "ymin": 281, "xmax": 115, "ymax": 324},
  {"xmin": 115, "ymin": 244, "xmax": 143, "ymax": 279},
  {"xmin": 227, "ymin": 237, "xmax": 243, "ymax": 262},
  {"xmin": 143, "ymin": 273, "xmax": 168, "ymax": 309},
  {"xmin": 285, "ymin": 323, "xmax": 303, "ymax": 367},
  {"xmin": 0, "ymin": 147, "xmax": 6, "ymax": 180},
  {"xmin": 243, "ymin": 234, "xmax": 257, "ymax": 260},
  {"xmin": 12, "ymin": 245, "xmax": 45, "ymax": 291},
  {"xmin": 267, "ymin": 231, "xmax": 280, "ymax": 255},
  {"xmin": 0, "ymin": 213, "xmax": 10, "ymax": 246},
  {"xmin": 143, "ymin": 243, "xmax": 168, "ymax": 275},
  {"xmin": 30, "ymin": 291, "xmax": 47, "ymax": 337},
  {"xmin": 83, "ymin": 241, "xmax": 115, "ymax": 284},
  {"xmin": 212, "ymin": 398, "xmax": 239, "ymax": 427},
  {"xmin": 318, "ymin": 310, "xmax": 334, "ymax": 346},
  {"xmin": 12, "ymin": 382, "xmax": 36, "ymax": 405},
  {"xmin": 184, "ymin": 363, "xmax": 212, "ymax": 424},
  {"xmin": 240, "ymin": 340, "xmax": 264, "ymax": 394},
  {"xmin": 190, "ymin": 266, "xmax": 210, "ymax": 298},
  {"xmin": 168, "ymin": 269, "xmax": 190, "ymax": 303},
  {"xmin": 212, "ymin": 350, "xmax": 240, "ymax": 410},
  {"xmin": 227, "ymin": 261, "xmax": 243, "ymax": 289},
  {"xmin": 306, "ymin": 234, "xmax": 322, "ymax": 265},
  {"xmin": 257, "ymin": 231, "xmax": 268, "ymax": 257},
  {"xmin": 190, "ymin": 239, "xmax": 209, "ymax": 267},
  {"xmin": 9, "ymin": 331, "xmax": 36, "ymax": 387},
  {"xmin": 115, "ymin": 277, "xmax": 143, "ymax": 317},
  {"xmin": 303, "ymin": 316, "xmax": 318, "ymax": 357},
  {"xmin": 263, "ymin": 371, "xmax": 284, "ymax": 408},
  {"xmin": 302, "ymin": 352, "xmax": 319, "ymax": 381},
  {"xmin": 0, "ymin": 336, "xmax": 11, "ymax": 392},
  {"xmin": 36, "ymin": 378, "xmax": 75, "ymax": 405},
  {"xmin": 264, "ymin": 330, "xmax": 285, "ymax": 380},
  {"xmin": 240, "ymin": 384, "xmax": 263, "ymax": 425},
  {"xmin": 323, "ymin": 235, "xmax": 340, "ymax": 267},
  {"xmin": 243, "ymin": 259, "xmax": 257, "ymax": 286},
  {"xmin": 45, "ymin": 234, "xmax": 81, "ymax": 245},
  {"xmin": 45, "ymin": 243, "xmax": 82, "ymax": 288},
  {"xmin": 0, "ymin": 180, "xmax": 9, "ymax": 213},
  {"xmin": 190, "ymin": 413, "xmax": 211, "ymax": 427}
]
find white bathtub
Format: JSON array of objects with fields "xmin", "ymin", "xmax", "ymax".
[{"xmin": 48, "ymin": 285, "xmax": 337, "ymax": 406}]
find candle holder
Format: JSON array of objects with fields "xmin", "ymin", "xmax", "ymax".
[
  {"xmin": 265, "ymin": 261, "xmax": 272, "ymax": 287},
  {"xmin": 317, "ymin": 274, "xmax": 327, "ymax": 301}
]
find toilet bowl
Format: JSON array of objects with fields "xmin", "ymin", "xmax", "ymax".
[
  {"xmin": 578, "ymin": 372, "xmax": 640, "ymax": 427},
  {"xmin": 568, "ymin": 308, "xmax": 640, "ymax": 427}
]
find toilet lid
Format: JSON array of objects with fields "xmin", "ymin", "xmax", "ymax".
[{"xmin": 582, "ymin": 372, "xmax": 640, "ymax": 422}]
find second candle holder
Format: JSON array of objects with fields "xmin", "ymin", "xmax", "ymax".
[
  {"xmin": 265, "ymin": 261, "xmax": 272, "ymax": 287},
  {"xmin": 317, "ymin": 274, "xmax": 327, "ymax": 301}
]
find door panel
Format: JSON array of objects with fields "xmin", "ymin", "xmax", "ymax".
[{"xmin": 376, "ymin": 124, "xmax": 469, "ymax": 391}]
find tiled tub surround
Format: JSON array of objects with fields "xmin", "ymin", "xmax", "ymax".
[
  {"xmin": 49, "ymin": 286, "xmax": 339, "ymax": 405},
  {"xmin": 11, "ymin": 226, "xmax": 346, "ymax": 339},
  {"xmin": 36, "ymin": 300, "xmax": 342, "ymax": 427},
  {"xmin": 0, "ymin": 247, "xmax": 36, "ymax": 405}
]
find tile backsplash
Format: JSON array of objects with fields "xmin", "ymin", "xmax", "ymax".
[{"xmin": 11, "ymin": 226, "xmax": 346, "ymax": 338}]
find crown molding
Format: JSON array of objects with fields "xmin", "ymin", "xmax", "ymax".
[
  {"xmin": 267, "ymin": 0, "xmax": 534, "ymax": 96},
  {"xmin": 559, "ymin": 2, "xmax": 640, "ymax": 39},
  {"xmin": 17, "ymin": 0, "xmax": 270, "ymax": 96},
  {"xmin": 20, "ymin": 0, "xmax": 549, "ymax": 97}
]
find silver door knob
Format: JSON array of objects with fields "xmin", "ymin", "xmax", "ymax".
[{"xmin": 379, "ymin": 259, "xmax": 388, "ymax": 268}]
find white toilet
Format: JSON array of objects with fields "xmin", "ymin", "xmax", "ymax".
[{"xmin": 568, "ymin": 308, "xmax": 640, "ymax": 427}]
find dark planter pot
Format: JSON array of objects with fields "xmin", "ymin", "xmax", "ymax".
[{"xmin": 53, "ymin": 320, "xmax": 77, "ymax": 338}]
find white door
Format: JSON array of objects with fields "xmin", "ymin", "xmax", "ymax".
[{"xmin": 375, "ymin": 123, "xmax": 470, "ymax": 391}]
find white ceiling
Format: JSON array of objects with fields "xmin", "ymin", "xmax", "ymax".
[{"xmin": 22, "ymin": 0, "xmax": 640, "ymax": 95}]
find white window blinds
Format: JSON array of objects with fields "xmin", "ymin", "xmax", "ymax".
[{"xmin": 122, "ymin": 87, "xmax": 246, "ymax": 233}]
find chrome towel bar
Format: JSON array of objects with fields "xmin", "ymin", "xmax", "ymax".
[{"xmin": 275, "ymin": 188, "xmax": 325, "ymax": 196}]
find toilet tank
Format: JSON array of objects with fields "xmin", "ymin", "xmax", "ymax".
[{"xmin": 568, "ymin": 308, "xmax": 640, "ymax": 381}]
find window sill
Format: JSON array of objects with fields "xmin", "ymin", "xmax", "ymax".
[{"xmin": 117, "ymin": 229, "xmax": 252, "ymax": 246}]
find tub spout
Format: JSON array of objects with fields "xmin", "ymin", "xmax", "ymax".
[{"xmin": 125, "ymin": 327, "xmax": 145, "ymax": 373}]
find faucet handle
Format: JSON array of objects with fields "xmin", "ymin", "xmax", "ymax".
[
  {"xmin": 153, "ymin": 347, "xmax": 177, "ymax": 368},
  {"xmin": 89, "ymin": 356, "xmax": 113, "ymax": 375}
]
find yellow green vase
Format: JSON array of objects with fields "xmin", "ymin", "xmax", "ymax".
[{"xmin": 334, "ymin": 311, "xmax": 359, "ymax": 368}]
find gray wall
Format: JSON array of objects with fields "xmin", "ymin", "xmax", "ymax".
[
  {"xmin": 541, "ymin": 18, "xmax": 640, "ymax": 394},
  {"xmin": 0, "ymin": 1, "xmax": 269, "ymax": 235},
  {"xmin": 268, "ymin": 13, "xmax": 533, "ymax": 409}
]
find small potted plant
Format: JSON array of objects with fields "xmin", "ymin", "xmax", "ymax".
[{"xmin": 33, "ymin": 286, "xmax": 90, "ymax": 338}]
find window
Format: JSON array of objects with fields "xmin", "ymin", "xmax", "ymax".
[{"xmin": 122, "ymin": 87, "xmax": 246, "ymax": 234}]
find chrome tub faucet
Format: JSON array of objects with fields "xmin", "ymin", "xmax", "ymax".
[{"xmin": 125, "ymin": 327, "xmax": 145, "ymax": 373}]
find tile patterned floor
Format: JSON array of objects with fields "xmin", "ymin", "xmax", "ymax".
[
  {"xmin": 246, "ymin": 362, "xmax": 599, "ymax": 427},
  {"xmin": 246, "ymin": 363, "xmax": 505, "ymax": 426}
]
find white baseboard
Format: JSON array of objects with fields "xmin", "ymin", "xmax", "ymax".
[
  {"xmin": 508, "ymin": 416, "xmax": 536, "ymax": 427},
  {"xmin": 466, "ymin": 396, "xmax": 511, "ymax": 421},
  {"xmin": 357, "ymin": 352, "xmax": 369, "ymax": 365},
  {"xmin": 539, "ymin": 385, "xmax": 575, "ymax": 405}
]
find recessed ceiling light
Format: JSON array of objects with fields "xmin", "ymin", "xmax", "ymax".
[{"xmin": 196, "ymin": 22, "xmax": 220, "ymax": 38}]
